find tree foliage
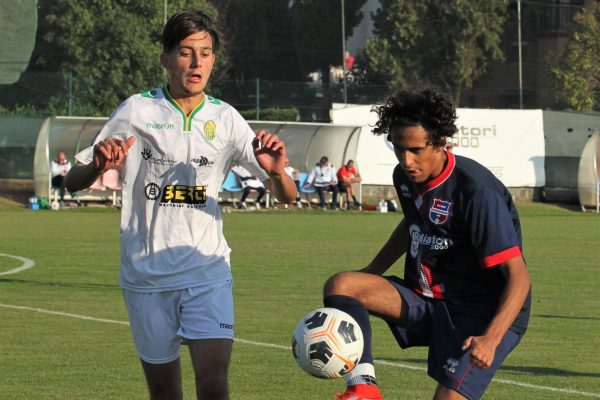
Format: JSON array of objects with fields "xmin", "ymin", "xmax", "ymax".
[
  {"xmin": 356, "ymin": 0, "xmax": 508, "ymax": 105},
  {"xmin": 217, "ymin": 0, "xmax": 305, "ymax": 83},
  {"xmin": 548, "ymin": 4, "xmax": 600, "ymax": 111},
  {"xmin": 27, "ymin": 0, "xmax": 219, "ymax": 116},
  {"xmin": 288, "ymin": 0, "xmax": 366, "ymax": 85}
]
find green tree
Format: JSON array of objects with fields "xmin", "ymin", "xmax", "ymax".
[
  {"xmin": 23, "ymin": 0, "xmax": 220, "ymax": 116},
  {"xmin": 288, "ymin": 0, "xmax": 366, "ymax": 97},
  {"xmin": 548, "ymin": 4, "xmax": 600, "ymax": 111},
  {"xmin": 218, "ymin": 0, "xmax": 304, "ymax": 82},
  {"xmin": 357, "ymin": 0, "xmax": 508, "ymax": 105}
]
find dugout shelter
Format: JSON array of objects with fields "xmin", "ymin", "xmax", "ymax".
[
  {"xmin": 30, "ymin": 117, "xmax": 367, "ymax": 202},
  {"xmin": 6, "ymin": 108, "xmax": 597, "ymax": 205}
]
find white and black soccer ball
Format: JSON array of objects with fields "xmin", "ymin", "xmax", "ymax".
[{"xmin": 292, "ymin": 307, "xmax": 363, "ymax": 379}]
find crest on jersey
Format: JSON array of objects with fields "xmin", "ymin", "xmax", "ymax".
[
  {"xmin": 429, "ymin": 198, "xmax": 451, "ymax": 225},
  {"xmin": 204, "ymin": 120, "xmax": 216, "ymax": 141}
]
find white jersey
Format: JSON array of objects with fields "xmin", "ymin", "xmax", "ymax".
[
  {"xmin": 76, "ymin": 87, "xmax": 268, "ymax": 292},
  {"xmin": 51, "ymin": 160, "xmax": 72, "ymax": 177}
]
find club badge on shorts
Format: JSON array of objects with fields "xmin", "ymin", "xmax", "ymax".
[{"xmin": 429, "ymin": 198, "xmax": 451, "ymax": 225}]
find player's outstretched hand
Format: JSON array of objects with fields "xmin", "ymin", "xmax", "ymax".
[
  {"xmin": 93, "ymin": 136, "xmax": 136, "ymax": 174},
  {"xmin": 252, "ymin": 129, "xmax": 287, "ymax": 176},
  {"xmin": 461, "ymin": 335, "xmax": 497, "ymax": 369}
]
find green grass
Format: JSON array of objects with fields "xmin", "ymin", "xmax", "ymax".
[{"xmin": 0, "ymin": 202, "xmax": 599, "ymax": 399}]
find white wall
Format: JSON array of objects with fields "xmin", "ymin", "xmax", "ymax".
[{"xmin": 332, "ymin": 104, "xmax": 546, "ymax": 187}]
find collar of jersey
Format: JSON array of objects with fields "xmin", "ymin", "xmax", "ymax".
[
  {"xmin": 416, "ymin": 150, "xmax": 455, "ymax": 195},
  {"xmin": 162, "ymin": 86, "xmax": 206, "ymax": 132}
]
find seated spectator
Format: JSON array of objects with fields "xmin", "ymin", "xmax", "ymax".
[
  {"xmin": 231, "ymin": 164, "xmax": 266, "ymax": 209},
  {"xmin": 337, "ymin": 159, "xmax": 362, "ymax": 208},
  {"xmin": 51, "ymin": 151, "xmax": 74, "ymax": 207},
  {"xmin": 284, "ymin": 159, "xmax": 302, "ymax": 208},
  {"xmin": 304, "ymin": 156, "xmax": 339, "ymax": 210}
]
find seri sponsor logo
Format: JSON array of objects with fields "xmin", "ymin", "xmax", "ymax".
[
  {"xmin": 429, "ymin": 198, "xmax": 451, "ymax": 225},
  {"xmin": 191, "ymin": 156, "xmax": 215, "ymax": 167},
  {"xmin": 144, "ymin": 182, "xmax": 208, "ymax": 208},
  {"xmin": 409, "ymin": 224, "xmax": 454, "ymax": 258},
  {"xmin": 141, "ymin": 148, "xmax": 176, "ymax": 165},
  {"xmin": 146, "ymin": 122, "xmax": 175, "ymax": 130}
]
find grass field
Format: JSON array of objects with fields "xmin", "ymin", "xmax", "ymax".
[{"xmin": 0, "ymin": 201, "xmax": 599, "ymax": 399}]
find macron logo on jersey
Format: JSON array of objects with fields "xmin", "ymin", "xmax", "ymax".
[
  {"xmin": 429, "ymin": 198, "xmax": 452, "ymax": 225},
  {"xmin": 146, "ymin": 122, "xmax": 175, "ymax": 130}
]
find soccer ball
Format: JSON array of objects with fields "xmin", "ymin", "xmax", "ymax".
[
  {"xmin": 50, "ymin": 201, "xmax": 60, "ymax": 210},
  {"xmin": 291, "ymin": 307, "xmax": 363, "ymax": 379}
]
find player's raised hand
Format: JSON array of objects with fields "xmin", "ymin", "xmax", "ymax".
[
  {"xmin": 93, "ymin": 136, "xmax": 136, "ymax": 174},
  {"xmin": 252, "ymin": 129, "xmax": 287, "ymax": 176}
]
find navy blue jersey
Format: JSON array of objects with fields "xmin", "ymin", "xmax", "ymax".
[{"xmin": 393, "ymin": 152, "xmax": 530, "ymax": 334}]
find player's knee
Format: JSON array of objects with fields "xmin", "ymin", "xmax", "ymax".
[
  {"xmin": 323, "ymin": 271, "xmax": 359, "ymax": 297},
  {"xmin": 148, "ymin": 383, "xmax": 183, "ymax": 400},
  {"xmin": 196, "ymin": 375, "xmax": 228, "ymax": 400}
]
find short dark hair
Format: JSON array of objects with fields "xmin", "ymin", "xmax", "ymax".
[
  {"xmin": 372, "ymin": 87, "xmax": 458, "ymax": 147},
  {"xmin": 162, "ymin": 11, "xmax": 220, "ymax": 53}
]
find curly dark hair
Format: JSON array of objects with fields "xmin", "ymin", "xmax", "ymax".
[{"xmin": 372, "ymin": 87, "xmax": 458, "ymax": 147}]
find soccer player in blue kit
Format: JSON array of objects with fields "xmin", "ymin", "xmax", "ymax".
[
  {"xmin": 324, "ymin": 87, "xmax": 531, "ymax": 400},
  {"xmin": 66, "ymin": 10, "xmax": 296, "ymax": 400}
]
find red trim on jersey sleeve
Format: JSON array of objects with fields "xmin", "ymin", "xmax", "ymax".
[{"xmin": 480, "ymin": 246, "xmax": 522, "ymax": 268}]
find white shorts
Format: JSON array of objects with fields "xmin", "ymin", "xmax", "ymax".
[{"xmin": 122, "ymin": 279, "xmax": 234, "ymax": 364}]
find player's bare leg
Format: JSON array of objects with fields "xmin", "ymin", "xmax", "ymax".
[
  {"xmin": 433, "ymin": 383, "xmax": 468, "ymax": 399},
  {"xmin": 324, "ymin": 271, "xmax": 408, "ymax": 323},
  {"xmin": 141, "ymin": 358, "xmax": 183, "ymax": 400},
  {"xmin": 189, "ymin": 338, "xmax": 233, "ymax": 400},
  {"xmin": 324, "ymin": 271, "xmax": 408, "ymax": 400}
]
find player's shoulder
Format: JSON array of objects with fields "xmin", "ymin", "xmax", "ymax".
[
  {"xmin": 453, "ymin": 155, "xmax": 510, "ymax": 200},
  {"xmin": 453, "ymin": 155, "xmax": 497, "ymax": 185},
  {"xmin": 114, "ymin": 87, "xmax": 166, "ymax": 109},
  {"xmin": 134, "ymin": 87, "xmax": 167, "ymax": 102},
  {"xmin": 203, "ymin": 94, "xmax": 239, "ymax": 117}
]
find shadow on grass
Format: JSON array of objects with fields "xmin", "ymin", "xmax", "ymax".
[
  {"xmin": 501, "ymin": 365, "xmax": 600, "ymax": 378},
  {"xmin": 0, "ymin": 277, "xmax": 119, "ymax": 290},
  {"xmin": 382, "ymin": 358, "xmax": 600, "ymax": 378},
  {"xmin": 534, "ymin": 313, "xmax": 600, "ymax": 321}
]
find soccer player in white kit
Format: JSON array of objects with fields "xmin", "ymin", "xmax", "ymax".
[{"xmin": 66, "ymin": 10, "xmax": 297, "ymax": 400}]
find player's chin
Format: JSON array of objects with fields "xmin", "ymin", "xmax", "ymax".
[{"xmin": 183, "ymin": 82, "xmax": 206, "ymax": 95}]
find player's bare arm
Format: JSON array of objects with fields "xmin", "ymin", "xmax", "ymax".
[
  {"xmin": 253, "ymin": 129, "xmax": 297, "ymax": 204},
  {"xmin": 65, "ymin": 136, "xmax": 136, "ymax": 192},
  {"xmin": 462, "ymin": 255, "xmax": 531, "ymax": 368},
  {"xmin": 361, "ymin": 218, "xmax": 410, "ymax": 275}
]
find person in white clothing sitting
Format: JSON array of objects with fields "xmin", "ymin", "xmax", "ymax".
[
  {"xmin": 231, "ymin": 164, "xmax": 266, "ymax": 209},
  {"xmin": 284, "ymin": 159, "xmax": 302, "ymax": 208},
  {"xmin": 50, "ymin": 151, "xmax": 75, "ymax": 207},
  {"xmin": 304, "ymin": 155, "xmax": 339, "ymax": 210}
]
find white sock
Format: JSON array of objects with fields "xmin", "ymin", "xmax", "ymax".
[{"xmin": 344, "ymin": 363, "xmax": 377, "ymax": 386}]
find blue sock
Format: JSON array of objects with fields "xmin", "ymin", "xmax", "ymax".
[{"xmin": 323, "ymin": 294, "xmax": 373, "ymax": 365}]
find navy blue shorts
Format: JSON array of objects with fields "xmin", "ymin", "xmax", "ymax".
[{"xmin": 385, "ymin": 276, "xmax": 522, "ymax": 400}]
